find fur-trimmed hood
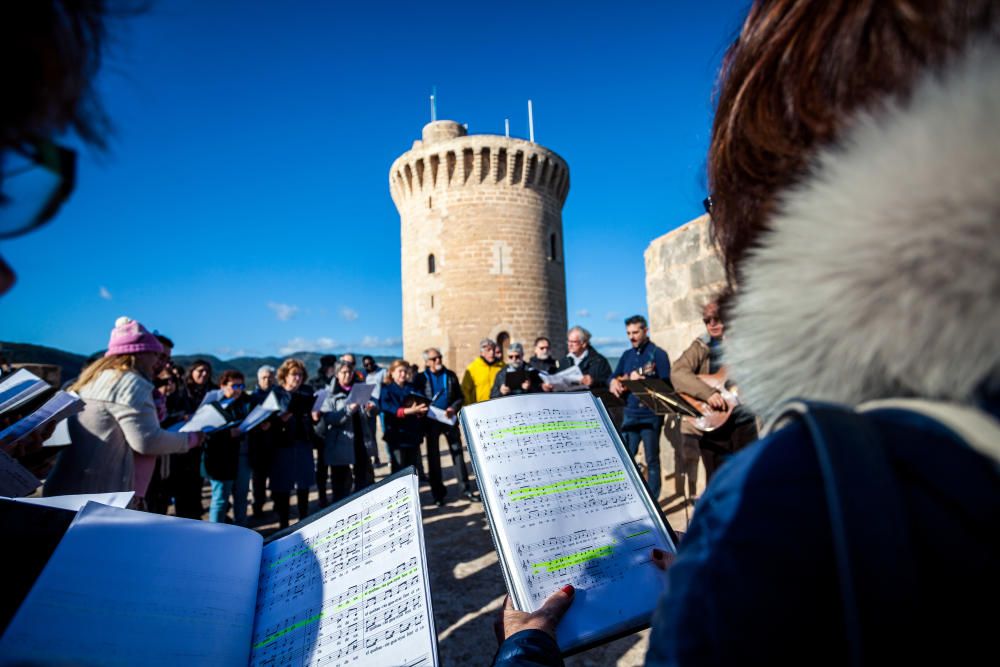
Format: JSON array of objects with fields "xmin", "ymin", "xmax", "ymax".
[{"xmin": 726, "ymin": 43, "xmax": 1000, "ymax": 423}]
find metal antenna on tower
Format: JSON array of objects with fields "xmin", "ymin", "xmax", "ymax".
[
  {"xmin": 528, "ymin": 100, "xmax": 535, "ymax": 143},
  {"xmin": 505, "ymin": 118, "xmax": 510, "ymax": 137},
  {"xmin": 430, "ymin": 86, "xmax": 437, "ymax": 122}
]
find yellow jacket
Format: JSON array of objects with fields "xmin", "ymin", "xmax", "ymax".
[{"xmin": 461, "ymin": 356, "xmax": 502, "ymax": 405}]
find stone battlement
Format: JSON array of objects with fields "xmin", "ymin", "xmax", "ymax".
[{"xmin": 390, "ymin": 131, "xmax": 569, "ymax": 210}]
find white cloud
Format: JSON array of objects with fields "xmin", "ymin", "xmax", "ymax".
[
  {"xmin": 279, "ymin": 337, "xmax": 338, "ymax": 356},
  {"xmin": 576, "ymin": 308, "xmax": 590, "ymax": 318},
  {"xmin": 316, "ymin": 337, "xmax": 337, "ymax": 349},
  {"xmin": 340, "ymin": 307, "xmax": 359, "ymax": 321},
  {"xmin": 605, "ymin": 311, "xmax": 621, "ymax": 321},
  {"xmin": 99, "ymin": 286, "xmax": 112, "ymax": 300},
  {"xmin": 267, "ymin": 302, "xmax": 299, "ymax": 321},
  {"xmin": 359, "ymin": 336, "xmax": 402, "ymax": 349},
  {"xmin": 591, "ymin": 336, "xmax": 629, "ymax": 349}
]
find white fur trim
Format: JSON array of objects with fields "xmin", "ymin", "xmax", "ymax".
[{"xmin": 726, "ymin": 43, "xmax": 1000, "ymax": 422}]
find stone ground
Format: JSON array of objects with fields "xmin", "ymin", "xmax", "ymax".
[{"xmin": 191, "ymin": 431, "xmax": 704, "ymax": 666}]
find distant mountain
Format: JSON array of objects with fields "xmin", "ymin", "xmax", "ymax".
[{"xmin": 1, "ymin": 341, "xmax": 396, "ymax": 386}]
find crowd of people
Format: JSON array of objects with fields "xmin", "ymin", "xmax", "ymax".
[{"xmin": 2, "ymin": 1, "xmax": 997, "ymax": 665}]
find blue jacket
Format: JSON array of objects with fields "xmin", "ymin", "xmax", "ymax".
[
  {"xmin": 378, "ymin": 381, "xmax": 425, "ymax": 448},
  {"xmin": 494, "ymin": 406, "xmax": 1000, "ymax": 666},
  {"xmin": 613, "ymin": 340, "xmax": 670, "ymax": 423}
]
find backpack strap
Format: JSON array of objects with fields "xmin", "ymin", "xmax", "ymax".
[{"xmin": 767, "ymin": 400, "xmax": 918, "ymax": 667}]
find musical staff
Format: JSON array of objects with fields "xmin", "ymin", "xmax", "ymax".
[
  {"xmin": 461, "ymin": 392, "xmax": 674, "ymax": 652},
  {"xmin": 250, "ymin": 475, "xmax": 436, "ymax": 666}
]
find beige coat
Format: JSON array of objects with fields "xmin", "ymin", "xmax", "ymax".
[
  {"xmin": 671, "ymin": 335, "xmax": 719, "ymax": 436},
  {"xmin": 44, "ymin": 370, "xmax": 190, "ymax": 495}
]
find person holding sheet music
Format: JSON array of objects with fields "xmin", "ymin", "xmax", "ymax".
[
  {"xmin": 247, "ymin": 364, "xmax": 277, "ymax": 518},
  {"xmin": 491, "ymin": 343, "xmax": 544, "ymax": 399},
  {"xmin": 555, "ymin": 326, "xmax": 612, "ymax": 389},
  {"xmin": 314, "ymin": 360, "xmax": 376, "ymax": 503},
  {"xmin": 200, "ymin": 370, "xmax": 255, "ymax": 524},
  {"xmin": 44, "ymin": 317, "xmax": 202, "ymax": 500},
  {"xmin": 380, "ymin": 359, "xmax": 428, "ymax": 475},
  {"xmin": 495, "ymin": 1, "xmax": 1000, "ymax": 665},
  {"xmin": 609, "ymin": 315, "xmax": 671, "ymax": 501},
  {"xmin": 415, "ymin": 347, "xmax": 478, "ymax": 504},
  {"xmin": 165, "ymin": 359, "xmax": 214, "ymax": 519},
  {"xmin": 268, "ymin": 358, "xmax": 317, "ymax": 529}
]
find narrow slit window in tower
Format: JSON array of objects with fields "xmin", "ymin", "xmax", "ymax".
[
  {"xmin": 549, "ymin": 233, "xmax": 558, "ymax": 261},
  {"xmin": 428, "ymin": 254, "xmax": 436, "ymax": 274}
]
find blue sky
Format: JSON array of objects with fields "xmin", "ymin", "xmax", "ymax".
[{"xmin": 1, "ymin": 0, "xmax": 749, "ymax": 359}]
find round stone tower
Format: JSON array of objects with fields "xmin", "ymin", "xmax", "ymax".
[{"xmin": 390, "ymin": 120, "xmax": 570, "ymax": 373}]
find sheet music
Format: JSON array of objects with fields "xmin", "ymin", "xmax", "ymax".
[
  {"xmin": 539, "ymin": 365, "xmax": 584, "ymax": 392},
  {"xmin": 240, "ymin": 396, "xmax": 279, "ymax": 433},
  {"xmin": 427, "ymin": 406, "xmax": 457, "ymax": 426},
  {"xmin": 312, "ymin": 388, "xmax": 330, "ymax": 412},
  {"xmin": 170, "ymin": 403, "xmax": 230, "ymax": 433},
  {"xmin": 6, "ymin": 490, "xmax": 134, "ymax": 511},
  {"xmin": 0, "ymin": 502, "xmax": 264, "ymax": 666},
  {"xmin": 0, "ymin": 368, "xmax": 50, "ymax": 415},
  {"xmin": 344, "ymin": 383, "xmax": 376, "ymax": 408},
  {"xmin": 461, "ymin": 392, "xmax": 673, "ymax": 652},
  {"xmin": 0, "ymin": 446, "xmax": 41, "ymax": 497},
  {"xmin": 250, "ymin": 473, "xmax": 437, "ymax": 667},
  {"xmin": 0, "ymin": 389, "xmax": 83, "ymax": 447}
]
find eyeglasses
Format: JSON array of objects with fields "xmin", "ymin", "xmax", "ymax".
[
  {"xmin": 702, "ymin": 195, "xmax": 714, "ymax": 215},
  {"xmin": 0, "ymin": 139, "xmax": 77, "ymax": 240},
  {"xmin": 427, "ymin": 356, "xmax": 441, "ymax": 362},
  {"xmin": 703, "ymin": 316, "xmax": 722, "ymax": 325},
  {"xmin": 508, "ymin": 354, "xmax": 522, "ymax": 359}
]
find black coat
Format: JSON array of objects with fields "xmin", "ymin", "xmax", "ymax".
[{"xmin": 557, "ymin": 348, "xmax": 613, "ymax": 389}]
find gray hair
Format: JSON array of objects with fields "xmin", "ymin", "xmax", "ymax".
[
  {"xmin": 257, "ymin": 364, "xmax": 276, "ymax": 376},
  {"xmin": 508, "ymin": 342, "xmax": 525, "ymax": 355},
  {"xmin": 422, "ymin": 347, "xmax": 442, "ymax": 361},
  {"xmin": 567, "ymin": 325, "xmax": 591, "ymax": 344},
  {"xmin": 334, "ymin": 360, "xmax": 354, "ymax": 374},
  {"xmin": 479, "ymin": 338, "xmax": 496, "ymax": 349}
]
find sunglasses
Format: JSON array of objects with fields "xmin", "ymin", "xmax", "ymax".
[
  {"xmin": 0, "ymin": 139, "xmax": 77, "ymax": 240},
  {"xmin": 703, "ymin": 316, "xmax": 722, "ymax": 325},
  {"xmin": 427, "ymin": 356, "xmax": 441, "ymax": 362},
  {"xmin": 228, "ymin": 383, "xmax": 245, "ymax": 390},
  {"xmin": 508, "ymin": 354, "xmax": 523, "ymax": 359}
]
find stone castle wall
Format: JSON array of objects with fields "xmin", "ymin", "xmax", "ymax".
[
  {"xmin": 390, "ymin": 121, "xmax": 569, "ymax": 373},
  {"xmin": 644, "ymin": 214, "xmax": 726, "ymax": 360}
]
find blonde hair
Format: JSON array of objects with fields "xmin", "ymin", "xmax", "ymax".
[
  {"xmin": 276, "ymin": 358, "xmax": 307, "ymax": 384},
  {"xmin": 388, "ymin": 359, "xmax": 409, "ymax": 375},
  {"xmin": 70, "ymin": 354, "xmax": 141, "ymax": 393}
]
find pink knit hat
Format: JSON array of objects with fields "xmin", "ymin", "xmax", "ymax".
[{"xmin": 105, "ymin": 316, "xmax": 163, "ymax": 357}]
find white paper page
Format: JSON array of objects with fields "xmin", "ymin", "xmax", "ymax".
[
  {"xmin": 428, "ymin": 405, "xmax": 457, "ymax": 426},
  {"xmin": 7, "ymin": 491, "xmax": 134, "ymax": 511},
  {"xmin": 250, "ymin": 473, "xmax": 438, "ymax": 666},
  {"xmin": 0, "ymin": 502, "xmax": 264, "ymax": 666},
  {"xmin": 540, "ymin": 365, "xmax": 584, "ymax": 392},
  {"xmin": 0, "ymin": 390, "xmax": 83, "ymax": 447},
  {"xmin": 171, "ymin": 403, "xmax": 228, "ymax": 433},
  {"xmin": 0, "ymin": 447, "xmax": 40, "ymax": 497},
  {"xmin": 0, "ymin": 368, "xmax": 49, "ymax": 415},
  {"xmin": 311, "ymin": 388, "xmax": 329, "ymax": 412},
  {"xmin": 462, "ymin": 392, "xmax": 673, "ymax": 652},
  {"xmin": 240, "ymin": 402, "xmax": 277, "ymax": 433},
  {"xmin": 344, "ymin": 382, "xmax": 375, "ymax": 407},
  {"xmin": 42, "ymin": 415, "xmax": 72, "ymax": 447}
]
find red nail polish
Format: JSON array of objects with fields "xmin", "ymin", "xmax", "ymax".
[
  {"xmin": 561, "ymin": 584, "xmax": 575, "ymax": 596},
  {"xmin": 652, "ymin": 548, "xmax": 664, "ymax": 559}
]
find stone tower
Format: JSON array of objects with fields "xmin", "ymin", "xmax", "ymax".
[{"xmin": 390, "ymin": 120, "xmax": 570, "ymax": 373}]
